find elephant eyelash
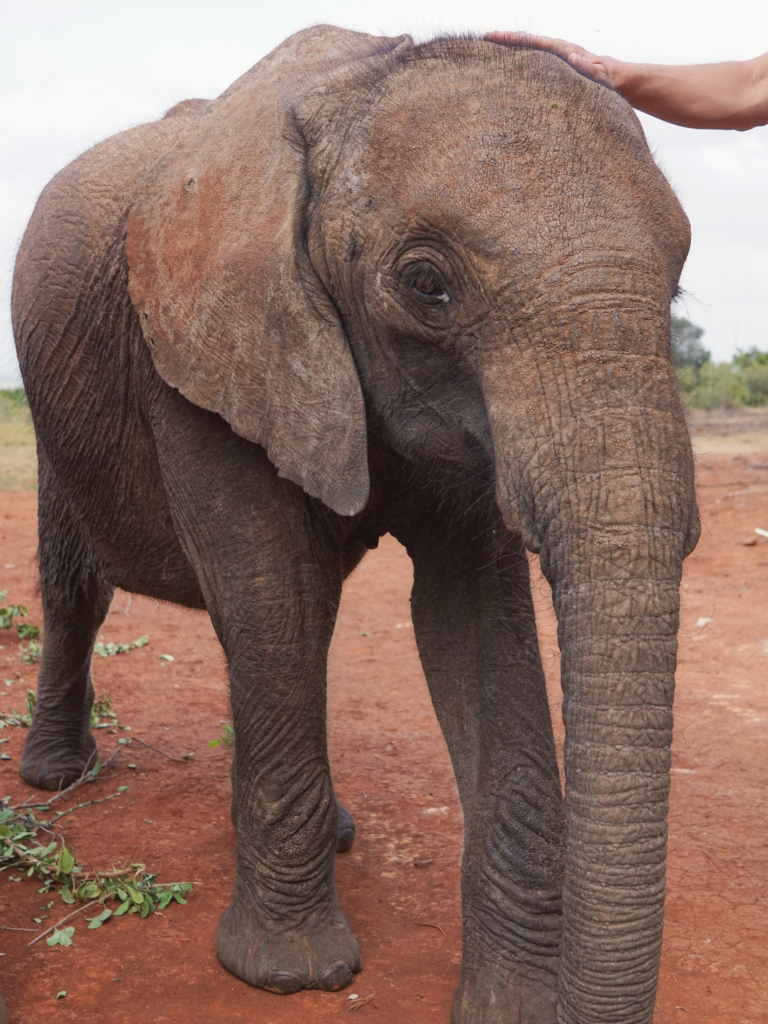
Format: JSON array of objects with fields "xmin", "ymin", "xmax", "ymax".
[
  {"xmin": 415, "ymin": 285, "xmax": 449, "ymax": 304},
  {"xmin": 403, "ymin": 262, "xmax": 450, "ymax": 306}
]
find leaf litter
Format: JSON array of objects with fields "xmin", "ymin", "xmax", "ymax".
[{"xmin": 0, "ymin": 689, "xmax": 193, "ymax": 948}]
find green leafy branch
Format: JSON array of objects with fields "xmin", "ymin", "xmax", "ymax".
[
  {"xmin": 93, "ymin": 635, "xmax": 149, "ymax": 658},
  {"xmin": 89, "ymin": 693, "xmax": 132, "ymax": 732},
  {"xmin": 0, "ymin": 666, "xmax": 194, "ymax": 948},
  {"xmin": 0, "ymin": 747, "xmax": 192, "ymax": 947},
  {"xmin": 0, "ymin": 589, "xmax": 42, "ymax": 664},
  {"xmin": 19, "ymin": 640, "xmax": 41, "ymax": 665},
  {"xmin": 208, "ymin": 722, "xmax": 234, "ymax": 749},
  {"xmin": 0, "ymin": 590, "xmax": 40, "ymax": 640},
  {"xmin": 0, "ymin": 688, "xmax": 36, "ymax": 727},
  {"xmin": 1, "ymin": 801, "xmax": 191, "ymax": 945},
  {"xmin": 0, "ymin": 690, "xmax": 123, "ymax": 730}
]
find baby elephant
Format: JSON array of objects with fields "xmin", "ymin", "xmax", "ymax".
[{"xmin": 12, "ymin": 26, "xmax": 699, "ymax": 1024}]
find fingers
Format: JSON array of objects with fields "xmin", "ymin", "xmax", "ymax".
[
  {"xmin": 484, "ymin": 31, "xmax": 573, "ymax": 60},
  {"xmin": 484, "ymin": 31, "xmax": 616, "ymax": 88},
  {"xmin": 566, "ymin": 52, "xmax": 615, "ymax": 87},
  {"xmin": 484, "ymin": 31, "xmax": 548, "ymax": 46}
]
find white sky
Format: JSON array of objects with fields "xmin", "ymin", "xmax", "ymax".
[{"xmin": 2, "ymin": 0, "xmax": 767, "ymax": 383}]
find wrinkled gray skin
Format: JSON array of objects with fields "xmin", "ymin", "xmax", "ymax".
[{"xmin": 11, "ymin": 27, "xmax": 699, "ymax": 1024}]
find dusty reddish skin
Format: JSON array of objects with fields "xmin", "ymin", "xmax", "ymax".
[{"xmin": 0, "ymin": 454, "xmax": 766, "ymax": 1021}]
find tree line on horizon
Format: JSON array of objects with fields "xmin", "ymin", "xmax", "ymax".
[{"xmin": 672, "ymin": 317, "xmax": 768, "ymax": 409}]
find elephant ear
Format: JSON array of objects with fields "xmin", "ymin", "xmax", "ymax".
[{"xmin": 127, "ymin": 26, "xmax": 410, "ymax": 516}]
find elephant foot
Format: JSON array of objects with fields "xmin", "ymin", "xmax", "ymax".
[
  {"xmin": 451, "ymin": 960, "xmax": 557, "ymax": 1024},
  {"xmin": 216, "ymin": 895, "xmax": 361, "ymax": 993},
  {"xmin": 336, "ymin": 800, "xmax": 356, "ymax": 853},
  {"xmin": 0, "ymin": 989, "xmax": 8, "ymax": 1024},
  {"xmin": 19, "ymin": 725, "xmax": 97, "ymax": 791}
]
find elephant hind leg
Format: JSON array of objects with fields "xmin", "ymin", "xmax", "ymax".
[{"xmin": 19, "ymin": 453, "xmax": 114, "ymax": 791}]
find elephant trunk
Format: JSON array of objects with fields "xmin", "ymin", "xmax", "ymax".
[
  {"xmin": 479, "ymin": 298, "xmax": 698, "ymax": 1021},
  {"xmin": 551, "ymin": 537, "xmax": 680, "ymax": 1023}
]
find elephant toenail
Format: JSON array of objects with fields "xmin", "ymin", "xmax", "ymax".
[
  {"xmin": 262, "ymin": 970, "xmax": 303, "ymax": 995},
  {"xmin": 322, "ymin": 960, "xmax": 353, "ymax": 991}
]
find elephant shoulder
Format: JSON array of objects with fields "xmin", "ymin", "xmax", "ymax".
[
  {"xmin": 17, "ymin": 116, "xmax": 189, "ymax": 274},
  {"xmin": 12, "ymin": 117, "xmax": 189, "ymax": 360}
]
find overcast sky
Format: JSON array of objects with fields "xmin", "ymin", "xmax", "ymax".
[{"xmin": 2, "ymin": 0, "xmax": 767, "ymax": 383}]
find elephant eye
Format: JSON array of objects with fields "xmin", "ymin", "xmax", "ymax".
[{"xmin": 405, "ymin": 262, "xmax": 450, "ymax": 306}]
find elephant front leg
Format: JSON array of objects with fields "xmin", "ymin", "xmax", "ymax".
[
  {"xmin": 405, "ymin": 514, "xmax": 564, "ymax": 1024},
  {"xmin": 216, "ymin": 635, "xmax": 361, "ymax": 994},
  {"xmin": 152, "ymin": 394, "xmax": 360, "ymax": 994}
]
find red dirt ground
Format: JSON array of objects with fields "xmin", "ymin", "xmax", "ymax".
[{"xmin": 1, "ymin": 449, "xmax": 767, "ymax": 1023}]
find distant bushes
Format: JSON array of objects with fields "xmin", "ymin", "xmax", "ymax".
[
  {"xmin": 676, "ymin": 362, "xmax": 748, "ymax": 409},
  {"xmin": 0, "ymin": 388, "xmax": 28, "ymax": 407},
  {"xmin": 672, "ymin": 318, "xmax": 768, "ymax": 409},
  {"xmin": 0, "ymin": 389, "xmax": 34, "ymax": 443}
]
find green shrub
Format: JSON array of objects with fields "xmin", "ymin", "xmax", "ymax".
[
  {"xmin": 675, "ymin": 365, "xmax": 699, "ymax": 395},
  {"xmin": 0, "ymin": 388, "xmax": 28, "ymax": 408},
  {"xmin": 671, "ymin": 317, "xmax": 710, "ymax": 373},
  {"xmin": 679, "ymin": 348, "xmax": 768, "ymax": 408},
  {"xmin": 684, "ymin": 362, "xmax": 750, "ymax": 409},
  {"xmin": 733, "ymin": 346, "xmax": 768, "ymax": 369},
  {"xmin": 743, "ymin": 362, "xmax": 768, "ymax": 405},
  {"xmin": 0, "ymin": 389, "xmax": 34, "ymax": 447}
]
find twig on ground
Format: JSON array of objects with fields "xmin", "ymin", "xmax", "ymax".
[
  {"xmin": 414, "ymin": 921, "xmax": 446, "ymax": 937},
  {"xmin": 348, "ymin": 992, "xmax": 376, "ymax": 1012},
  {"xmin": 127, "ymin": 738, "xmax": 192, "ymax": 763},
  {"xmin": 0, "ymin": 926, "xmax": 38, "ymax": 933},
  {"xmin": 9, "ymin": 745, "xmax": 124, "ymax": 811},
  {"xmin": 28, "ymin": 901, "xmax": 99, "ymax": 946},
  {"xmin": 49, "ymin": 793, "xmax": 119, "ymax": 825}
]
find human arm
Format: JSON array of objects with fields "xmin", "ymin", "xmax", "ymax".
[{"xmin": 484, "ymin": 31, "xmax": 768, "ymax": 130}]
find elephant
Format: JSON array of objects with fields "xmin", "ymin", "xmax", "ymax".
[{"xmin": 11, "ymin": 26, "xmax": 699, "ymax": 1024}]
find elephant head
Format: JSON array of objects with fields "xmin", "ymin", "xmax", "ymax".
[{"xmin": 127, "ymin": 27, "xmax": 699, "ymax": 1023}]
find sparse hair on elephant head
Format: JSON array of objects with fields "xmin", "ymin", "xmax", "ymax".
[{"xmin": 128, "ymin": 27, "xmax": 418, "ymax": 518}]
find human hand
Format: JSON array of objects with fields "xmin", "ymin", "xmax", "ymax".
[{"xmin": 484, "ymin": 31, "xmax": 619, "ymax": 89}]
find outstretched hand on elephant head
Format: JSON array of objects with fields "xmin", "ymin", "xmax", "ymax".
[
  {"xmin": 484, "ymin": 31, "xmax": 619, "ymax": 87},
  {"xmin": 485, "ymin": 30, "xmax": 768, "ymax": 130}
]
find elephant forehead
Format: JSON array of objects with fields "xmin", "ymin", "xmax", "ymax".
[
  {"xmin": 362, "ymin": 67, "xmax": 619, "ymax": 184},
  {"xmin": 336, "ymin": 56, "xmax": 687, "ymax": 272}
]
